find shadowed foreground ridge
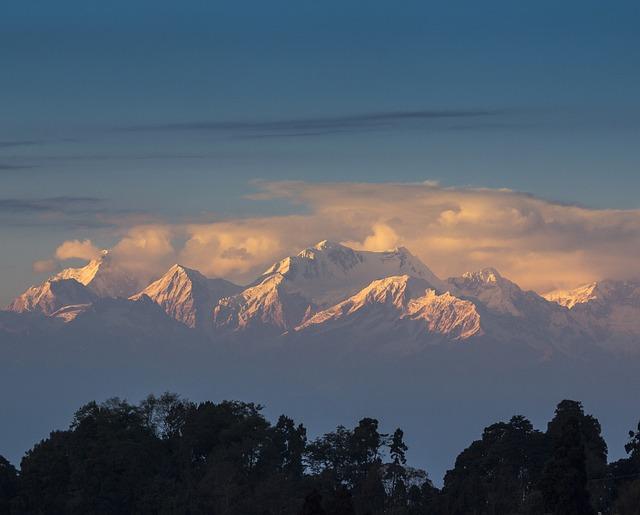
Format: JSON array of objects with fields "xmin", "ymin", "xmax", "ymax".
[{"xmin": 1, "ymin": 395, "xmax": 640, "ymax": 514}]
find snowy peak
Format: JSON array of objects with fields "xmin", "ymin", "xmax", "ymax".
[
  {"xmin": 213, "ymin": 273, "xmax": 313, "ymax": 334},
  {"xmin": 303, "ymin": 275, "xmax": 432, "ymax": 323},
  {"xmin": 139, "ymin": 264, "xmax": 209, "ymax": 296},
  {"xmin": 331, "ymin": 275, "xmax": 431, "ymax": 312},
  {"xmin": 462, "ymin": 267, "xmax": 503, "ymax": 284},
  {"xmin": 131, "ymin": 264, "xmax": 240, "ymax": 329},
  {"xmin": 441, "ymin": 268, "xmax": 597, "ymax": 354},
  {"xmin": 448, "ymin": 267, "xmax": 533, "ymax": 316},
  {"xmin": 263, "ymin": 240, "xmax": 362, "ymax": 280},
  {"xmin": 164, "ymin": 263, "xmax": 203, "ymax": 280},
  {"xmin": 53, "ymin": 250, "xmax": 109, "ymax": 286},
  {"xmin": 544, "ymin": 280, "xmax": 640, "ymax": 309},
  {"xmin": 298, "ymin": 275, "xmax": 482, "ymax": 342},
  {"xmin": 543, "ymin": 279, "xmax": 640, "ymax": 347},
  {"xmin": 8, "ymin": 251, "xmax": 142, "ymax": 317},
  {"xmin": 7, "ymin": 278, "xmax": 97, "ymax": 316},
  {"xmin": 314, "ymin": 239, "xmax": 342, "ymax": 250},
  {"xmin": 213, "ymin": 241, "xmax": 448, "ymax": 335},
  {"xmin": 406, "ymin": 290, "xmax": 483, "ymax": 340},
  {"xmin": 260, "ymin": 240, "xmax": 447, "ymax": 307},
  {"xmin": 53, "ymin": 250, "xmax": 141, "ymax": 298},
  {"xmin": 7, "ymin": 250, "xmax": 142, "ymax": 317},
  {"xmin": 544, "ymin": 282, "xmax": 599, "ymax": 308}
]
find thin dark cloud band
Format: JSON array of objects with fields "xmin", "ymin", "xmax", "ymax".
[
  {"xmin": 118, "ymin": 108, "xmax": 514, "ymax": 137},
  {"xmin": 0, "ymin": 196, "xmax": 158, "ymax": 230},
  {"xmin": 0, "ymin": 196, "xmax": 106, "ymax": 214},
  {"xmin": 0, "ymin": 140, "xmax": 46, "ymax": 149},
  {"xmin": 0, "ymin": 163, "xmax": 37, "ymax": 171}
]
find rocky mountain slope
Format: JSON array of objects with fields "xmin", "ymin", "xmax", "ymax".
[
  {"xmin": 8, "ymin": 278, "xmax": 97, "ymax": 316},
  {"xmin": 52, "ymin": 250, "xmax": 142, "ymax": 298},
  {"xmin": 297, "ymin": 275, "xmax": 482, "ymax": 342},
  {"xmin": 545, "ymin": 279, "xmax": 640, "ymax": 351},
  {"xmin": 213, "ymin": 240, "xmax": 449, "ymax": 335},
  {"xmin": 130, "ymin": 264, "xmax": 240, "ymax": 329}
]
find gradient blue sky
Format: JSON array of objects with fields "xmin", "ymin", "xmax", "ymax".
[{"xmin": 1, "ymin": 0, "xmax": 639, "ymax": 304}]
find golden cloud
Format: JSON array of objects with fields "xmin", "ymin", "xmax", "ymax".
[
  {"xmin": 40, "ymin": 182, "xmax": 640, "ymax": 292},
  {"xmin": 54, "ymin": 239, "xmax": 101, "ymax": 261}
]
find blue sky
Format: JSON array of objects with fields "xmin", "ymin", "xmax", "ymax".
[{"xmin": 1, "ymin": 0, "xmax": 639, "ymax": 304}]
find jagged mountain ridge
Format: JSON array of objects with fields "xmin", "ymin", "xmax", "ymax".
[
  {"xmin": 260, "ymin": 240, "xmax": 449, "ymax": 305},
  {"xmin": 212, "ymin": 240, "xmax": 450, "ymax": 334},
  {"xmin": 8, "ymin": 278, "xmax": 98, "ymax": 316},
  {"xmin": 7, "ymin": 251, "xmax": 142, "ymax": 317},
  {"xmin": 448, "ymin": 269, "xmax": 591, "ymax": 355},
  {"xmin": 544, "ymin": 279, "xmax": 640, "ymax": 351},
  {"xmin": 53, "ymin": 250, "xmax": 142, "ymax": 298},
  {"xmin": 213, "ymin": 273, "xmax": 314, "ymax": 336},
  {"xmin": 4, "ymin": 240, "xmax": 640, "ymax": 355},
  {"xmin": 448, "ymin": 268, "xmax": 536, "ymax": 317},
  {"xmin": 130, "ymin": 264, "xmax": 241, "ymax": 329},
  {"xmin": 544, "ymin": 279, "xmax": 640, "ymax": 309},
  {"xmin": 297, "ymin": 275, "xmax": 482, "ymax": 342}
]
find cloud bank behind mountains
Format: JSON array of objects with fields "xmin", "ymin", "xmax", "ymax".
[{"xmin": 42, "ymin": 181, "xmax": 640, "ymax": 293}]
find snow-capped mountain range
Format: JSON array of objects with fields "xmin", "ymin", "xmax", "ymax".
[{"xmin": 4, "ymin": 240, "xmax": 640, "ymax": 355}]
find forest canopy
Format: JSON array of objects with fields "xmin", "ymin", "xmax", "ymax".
[{"xmin": 1, "ymin": 395, "xmax": 640, "ymax": 514}]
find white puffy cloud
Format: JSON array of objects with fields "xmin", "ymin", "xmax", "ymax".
[
  {"xmin": 344, "ymin": 223, "xmax": 400, "ymax": 252},
  {"xmin": 110, "ymin": 225, "xmax": 177, "ymax": 278},
  {"xmin": 54, "ymin": 239, "xmax": 101, "ymax": 261},
  {"xmin": 176, "ymin": 215, "xmax": 343, "ymax": 280}
]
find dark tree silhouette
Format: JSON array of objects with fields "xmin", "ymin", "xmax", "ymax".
[
  {"xmin": 440, "ymin": 415, "xmax": 548, "ymax": 514},
  {"xmin": 546, "ymin": 399, "xmax": 608, "ymax": 511},
  {"xmin": 299, "ymin": 490, "xmax": 325, "ymax": 515},
  {"xmin": 326, "ymin": 487, "xmax": 356, "ymax": 515},
  {"xmin": 0, "ymin": 456, "xmax": 17, "ymax": 514},
  {"xmin": 614, "ymin": 479, "xmax": 640, "ymax": 515},
  {"xmin": 540, "ymin": 416, "xmax": 593, "ymax": 515},
  {"xmin": 609, "ymin": 418, "xmax": 640, "ymax": 514},
  {"xmin": 3, "ymin": 394, "xmax": 638, "ymax": 514},
  {"xmin": 386, "ymin": 428, "xmax": 409, "ymax": 509}
]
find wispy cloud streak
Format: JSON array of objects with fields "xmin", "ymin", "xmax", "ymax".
[
  {"xmin": 0, "ymin": 197, "xmax": 105, "ymax": 214},
  {"xmin": 0, "ymin": 163, "xmax": 36, "ymax": 171},
  {"xmin": 0, "ymin": 196, "xmax": 154, "ymax": 229},
  {"xmin": 118, "ymin": 108, "xmax": 514, "ymax": 138},
  {"xmin": 0, "ymin": 140, "xmax": 46, "ymax": 149}
]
